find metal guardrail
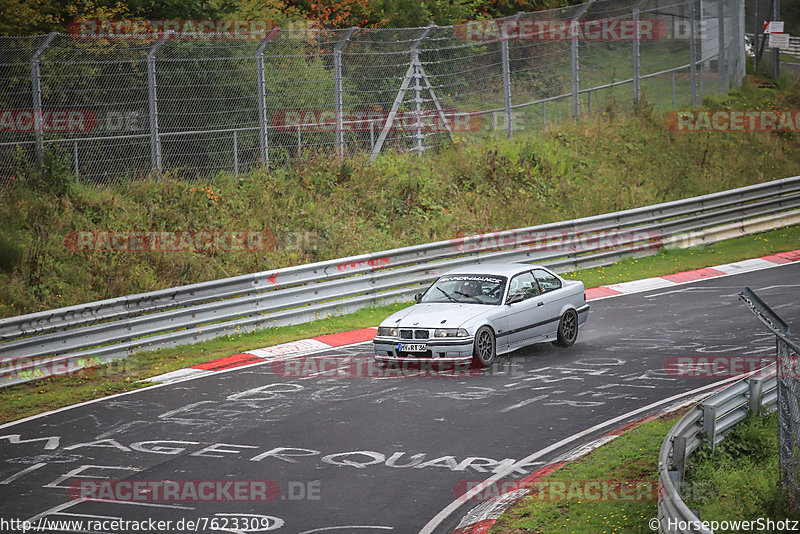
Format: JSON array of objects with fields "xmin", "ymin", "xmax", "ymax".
[
  {"xmin": 1, "ymin": 175, "xmax": 799, "ymax": 387},
  {"xmin": 658, "ymin": 364, "xmax": 779, "ymax": 534},
  {"xmin": 658, "ymin": 287, "xmax": 800, "ymax": 533},
  {"xmin": 747, "ymin": 33, "xmax": 800, "ymax": 59}
]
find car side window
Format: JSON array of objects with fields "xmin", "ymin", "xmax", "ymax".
[
  {"xmin": 507, "ymin": 271, "xmax": 540, "ymax": 302},
  {"xmin": 532, "ymin": 269, "xmax": 562, "ymax": 293}
]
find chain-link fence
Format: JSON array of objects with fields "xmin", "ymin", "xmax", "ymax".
[
  {"xmin": 0, "ymin": 0, "xmax": 746, "ymax": 186},
  {"xmin": 740, "ymin": 287, "xmax": 800, "ymax": 511}
]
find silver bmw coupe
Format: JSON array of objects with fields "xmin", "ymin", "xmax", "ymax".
[{"xmin": 373, "ymin": 263, "xmax": 589, "ymax": 367}]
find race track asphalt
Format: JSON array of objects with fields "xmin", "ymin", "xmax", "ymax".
[{"xmin": 1, "ymin": 262, "xmax": 798, "ymax": 534}]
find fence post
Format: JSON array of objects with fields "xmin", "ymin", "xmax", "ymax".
[
  {"xmin": 257, "ymin": 28, "xmax": 280, "ymax": 170},
  {"xmin": 233, "ymin": 130, "xmax": 238, "ymax": 179},
  {"xmin": 501, "ymin": 13, "xmax": 523, "ymax": 138},
  {"xmin": 717, "ymin": 0, "xmax": 726, "ymax": 93},
  {"xmin": 671, "ymin": 71, "xmax": 676, "ymax": 106},
  {"xmin": 571, "ymin": 26, "xmax": 580, "ymax": 119},
  {"xmin": 370, "ymin": 23, "xmax": 433, "ymax": 161},
  {"xmin": 772, "ymin": 0, "xmax": 780, "ymax": 79},
  {"xmin": 570, "ymin": 1, "xmax": 594, "ymax": 120},
  {"xmin": 334, "ymin": 27, "xmax": 357, "ymax": 158},
  {"xmin": 633, "ymin": 4, "xmax": 641, "ymax": 106},
  {"xmin": 369, "ymin": 120, "xmax": 375, "ymax": 151},
  {"xmin": 413, "ymin": 53, "xmax": 423, "ymax": 156},
  {"xmin": 542, "ymin": 101, "xmax": 547, "ymax": 128},
  {"xmin": 147, "ymin": 32, "xmax": 170, "ymax": 174},
  {"xmin": 73, "ymin": 141, "xmax": 79, "ymax": 183},
  {"xmin": 689, "ymin": 0, "xmax": 698, "ymax": 105},
  {"xmin": 30, "ymin": 32, "xmax": 57, "ymax": 166},
  {"xmin": 411, "ymin": 25, "xmax": 436, "ymax": 156},
  {"xmin": 753, "ymin": 0, "xmax": 759, "ymax": 74}
]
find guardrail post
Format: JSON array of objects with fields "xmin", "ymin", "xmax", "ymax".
[
  {"xmin": 672, "ymin": 435, "xmax": 687, "ymax": 486},
  {"xmin": 702, "ymin": 403, "xmax": 717, "ymax": 448},
  {"xmin": 257, "ymin": 28, "xmax": 280, "ymax": 169},
  {"xmin": 749, "ymin": 375, "xmax": 764, "ymax": 415},
  {"xmin": 334, "ymin": 27, "xmax": 357, "ymax": 158},
  {"xmin": 501, "ymin": 13, "xmax": 523, "ymax": 138},
  {"xmin": 147, "ymin": 32, "xmax": 171, "ymax": 174},
  {"xmin": 30, "ymin": 32, "xmax": 57, "ymax": 166}
]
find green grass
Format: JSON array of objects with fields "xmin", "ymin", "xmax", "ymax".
[
  {"xmin": 490, "ymin": 410, "xmax": 689, "ymax": 533},
  {"xmin": 683, "ymin": 411, "xmax": 800, "ymax": 532},
  {"xmin": 780, "ymin": 52, "xmax": 800, "ymax": 65},
  {"xmin": 1, "ymin": 222, "xmax": 798, "ymax": 425},
  {"xmin": 560, "ymin": 224, "xmax": 800, "ymax": 289},
  {"xmin": 2, "ymin": 75, "xmax": 800, "ymax": 319},
  {"xmin": 491, "ymin": 410, "xmax": 799, "ymax": 533}
]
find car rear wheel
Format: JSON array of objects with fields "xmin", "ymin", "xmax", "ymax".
[
  {"xmin": 553, "ymin": 309, "xmax": 579, "ymax": 347},
  {"xmin": 473, "ymin": 326, "xmax": 496, "ymax": 367}
]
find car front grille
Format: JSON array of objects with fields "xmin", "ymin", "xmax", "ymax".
[{"xmin": 399, "ymin": 329, "xmax": 430, "ymax": 339}]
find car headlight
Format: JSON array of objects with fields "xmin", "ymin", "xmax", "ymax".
[
  {"xmin": 377, "ymin": 327, "xmax": 397, "ymax": 337},
  {"xmin": 434, "ymin": 328, "xmax": 469, "ymax": 338}
]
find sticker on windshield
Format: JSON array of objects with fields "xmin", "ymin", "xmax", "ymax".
[{"xmin": 438, "ymin": 275, "xmax": 504, "ymax": 284}]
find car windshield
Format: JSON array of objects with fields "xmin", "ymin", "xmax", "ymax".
[{"xmin": 420, "ymin": 274, "xmax": 507, "ymax": 305}]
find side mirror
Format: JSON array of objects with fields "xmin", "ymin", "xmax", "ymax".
[
  {"xmin": 414, "ymin": 292, "xmax": 423, "ymax": 303},
  {"xmin": 506, "ymin": 293, "xmax": 524, "ymax": 305}
]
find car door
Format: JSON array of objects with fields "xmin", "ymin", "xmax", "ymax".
[
  {"xmin": 503, "ymin": 270, "xmax": 545, "ymax": 349},
  {"xmin": 531, "ymin": 268, "xmax": 566, "ymax": 337}
]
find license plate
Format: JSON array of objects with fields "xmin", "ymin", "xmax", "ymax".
[{"xmin": 399, "ymin": 343, "xmax": 427, "ymax": 353}]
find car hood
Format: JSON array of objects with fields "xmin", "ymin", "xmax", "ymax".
[{"xmin": 380, "ymin": 302, "xmax": 497, "ymax": 329}]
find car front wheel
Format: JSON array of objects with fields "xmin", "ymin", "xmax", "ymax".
[
  {"xmin": 553, "ymin": 309, "xmax": 579, "ymax": 347},
  {"xmin": 473, "ymin": 326, "xmax": 496, "ymax": 367}
]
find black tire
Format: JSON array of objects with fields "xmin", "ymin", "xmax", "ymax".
[
  {"xmin": 473, "ymin": 326, "xmax": 496, "ymax": 367},
  {"xmin": 552, "ymin": 309, "xmax": 579, "ymax": 348}
]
